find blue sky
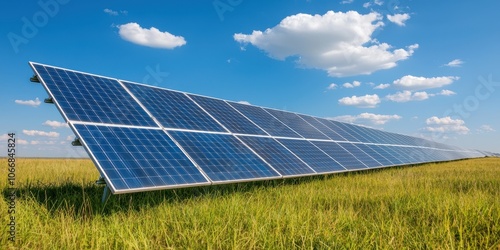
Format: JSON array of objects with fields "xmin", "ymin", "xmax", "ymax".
[{"xmin": 1, "ymin": 0, "xmax": 499, "ymax": 157}]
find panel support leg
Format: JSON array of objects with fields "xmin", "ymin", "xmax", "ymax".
[
  {"xmin": 96, "ymin": 176, "xmax": 110, "ymax": 203},
  {"xmin": 102, "ymin": 185, "xmax": 111, "ymax": 204}
]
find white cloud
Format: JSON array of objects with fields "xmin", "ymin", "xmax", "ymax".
[
  {"xmin": 18, "ymin": 139, "xmax": 29, "ymax": 145},
  {"xmin": 66, "ymin": 135, "xmax": 74, "ymax": 141},
  {"xmin": 387, "ymin": 13, "xmax": 410, "ymax": 26},
  {"xmin": 363, "ymin": 0, "xmax": 383, "ymax": 8},
  {"xmin": 237, "ymin": 101, "xmax": 251, "ymax": 105},
  {"xmin": 334, "ymin": 112, "xmax": 401, "ymax": 125},
  {"xmin": 118, "ymin": 22, "xmax": 186, "ymax": 49},
  {"xmin": 444, "ymin": 59, "xmax": 464, "ymax": 67},
  {"xmin": 340, "ymin": 0, "xmax": 354, "ymax": 4},
  {"xmin": 23, "ymin": 130, "xmax": 59, "ymax": 138},
  {"xmin": 42, "ymin": 120, "xmax": 69, "ymax": 129},
  {"xmin": 104, "ymin": 8, "xmax": 127, "ymax": 16},
  {"xmin": 438, "ymin": 89, "xmax": 456, "ymax": 96},
  {"xmin": 15, "ymin": 97, "xmax": 41, "ymax": 107},
  {"xmin": 393, "ymin": 75, "xmax": 459, "ymax": 90},
  {"xmin": 477, "ymin": 125, "xmax": 495, "ymax": 133},
  {"xmin": 234, "ymin": 11, "xmax": 418, "ymax": 77},
  {"xmin": 327, "ymin": 83, "xmax": 338, "ymax": 90},
  {"xmin": 374, "ymin": 83, "xmax": 390, "ymax": 89},
  {"xmin": 338, "ymin": 94, "xmax": 380, "ymax": 108},
  {"xmin": 423, "ymin": 116, "xmax": 469, "ymax": 135},
  {"xmin": 385, "ymin": 90, "xmax": 429, "ymax": 102},
  {"xmin": 104, "ymin": 8, "xmax": 118, "ymax": 16},
  {"xmin": 343, "ymin": 81, "xmax": 361, "ymax": 88}
]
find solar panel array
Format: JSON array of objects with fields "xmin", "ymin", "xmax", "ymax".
[{"xmin": 30, "ymin": 62, "xmax": 486, "ymax": 194}]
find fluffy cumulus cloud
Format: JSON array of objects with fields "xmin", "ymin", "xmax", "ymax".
[
  {"xmin": 387, "ymin": 13, "xmax": 410, "ymax": 26},
  {"xmin": 334, "ymin": 112, "xmax": 401, "ymax": 125},
  {"xmin": 327, "ymin": 83, "xmax": 338, "ymax": 90},
  {"xmin": 15, "ymin": 97, "xmax": 41, "ymax": 107},
  {"xmin": 234, "ymin": 11, "xmax": 418, "ymax": 77},
  {"xmin": 374, "ymin": 83, "xmax": 390, "ymax": 89},
  {"xmin": 385, "ymin": 90, "xmax": 429, "ymax": 102},
  {"xmin": 338, "ymin": 94, "xmax": 380, "ymax": 108},
  {"xmin": 343, "ymin": 81, "xmax": 361, "ymax": 88},
  {"xmin": 438, "ymin": 89, "xmax": 456, "ymax": 96},
  {"xmin": 444, "ymin": 59, "xmax": 464, "ymax": 67},
  {"xmin": 118, "ymin": 22, "xmax": 186, "ymax": 49},
  {"xmin": 23, "ymin": 130, "xmax": 60, "ymax": 138},
  {"xmin": 423, "ymin": 116, "xmax": 469, "ymax": 135},
  {"xmin": 386, "ymin": 89, "xmax": 456, "ymax": 102},
  {"xmin": 393, "ymin": 75, "xmax": 459, "ymax": 90},
  {"xmin": 42, "ymin": 120, "xmax": 69, "ymax": 129}
]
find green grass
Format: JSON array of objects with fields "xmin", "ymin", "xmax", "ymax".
[{"xmin": 1, "ymin": 157, "xmax": 500, "ymax": 249}]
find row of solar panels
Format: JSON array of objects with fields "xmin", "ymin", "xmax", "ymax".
[{"xmin": 30, "ymin": 62, "xmax": 485, "ymax": 194}]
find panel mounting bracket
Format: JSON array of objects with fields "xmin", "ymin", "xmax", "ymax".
[
  {"xmin": 30, "ymin": 75, "xmax": 40, "ymax": 83},
  {"xmin": 44, "ymin": 97, "xmax": 54, "ymax": 104},
  {"xmin": 96, "ymin": 176, "xmax": 111, "ymax": 203},
  {"xmin": 71, "ymin": 138, "xmax": 82, "ymax": 146}
]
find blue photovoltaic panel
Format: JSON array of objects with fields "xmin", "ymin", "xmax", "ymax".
[
  {"xmin": 263, "ymin": 108, "xmax": 330, "ymax": 140},
  {"xmin": 123, "ymin": 81, "xmax": 226, "ymax": 132},
  {"xmin": 73, "ymin": 124, "xmax": 210, "ymax": 193},
  {"xmin": 169, "ymin": 131, "xmax": 281, "ymax": 182},
  {"xmin": 297, "ymin": 115, "xmax": 347, "ymax": 141},
  {"xmin": 355, "ymin": 144, "xmax": 395, "ymax": 166},
  {"xmin": 322, "ymin": 120, "xmax": 361, "ymax": 142},
  {"xmin": 333, "ymin": 122, "xmax": 371, "ymax": 143},
  {"xmin": 228, "ymin": 102, "xmax": 302, "ymax": 138},
  {"xmin": 237, "ymin": 136, "xmax": 315, "ymax": 176},
  {"xmin": 277, "ymin": 139, "xmax": 346, "ymax": 173},
  {"xmin": 31, "ymin": 63, "xmax": 157, "ymax": 127},
  {"xmin": 188, "ymin": 94, "xmax": 267, "ymax": 135},
  {"xmin": 337, "ymin": 143, "xmax": 382, "ymax": 168},
  {"xmin": 311, "ymin": 141, "xmax": 368, "ymax": 170},
  {"xmin": 370, "ymin": 145, "xmax": 406, "ymax": 165}
]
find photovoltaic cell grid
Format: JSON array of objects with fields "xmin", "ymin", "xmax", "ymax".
[
  {"xmin": 32, "ymin": 64, "xmax": 157, "ymax": 127},
  {"xmin": 30, "ymin": 62, "xmax": 487, "ymax": 194},
  {"xmin": 122, "ymin": 81, "xmax": 227, "ymax": 132},
  {"xmin": 74, "ymin": 124, "xmax": 210, "ymax": 193}
]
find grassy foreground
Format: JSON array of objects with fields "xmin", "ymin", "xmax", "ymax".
[{"xmin": 1, "ymin": 158, "xmax": 500, "ymax": 249}]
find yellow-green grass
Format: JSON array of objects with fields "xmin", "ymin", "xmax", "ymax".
[{"xmin": 1, "ymin": 157, "xmax": 500, "ymax": 249}]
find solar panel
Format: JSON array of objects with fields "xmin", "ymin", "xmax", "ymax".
[
  {"xmin": 31, "ymin": 63, "xmax": 157, "ymax": 127},
  {"xmin": 73, "ymin": 124, "xmax": 210, "ymax": 193},
  {"xmin": 263, "ymin": 108, "xmax": 330, "ymax": 140},
  {"xmin": 296, "ymin": 115, "xmax": 347, "ymax": 141},
  {"xmin": 29, "ymin": 62, "xmax": 487, "ymax": 196},
  {"xmin": 168, "ymin": 131, "xmax": 281, "ymax": 182},
  {"xmin": 336, "ymin": 143, "xmax": 382, "ymax": 168},
  {"xmin": 277, "ymin": 139, "xmax": 346, "ymax": 173},
  {"xmin": 187, "ymin": 94, "xmax": 267, "ymax": 135},
  {"xmin": 310, "ymin": 141, "xmax": 367, "ymax": 170},
  {"xmin": 228, "ymin": 102, "xmax": 302, "ymax": 138},
  {"xmin": 122, "ymin": 81, "xmax": 227, "ymax": 132},
  {"xmin": 237, "ymin": 136, "xmax": 315, "ymax": 176}
]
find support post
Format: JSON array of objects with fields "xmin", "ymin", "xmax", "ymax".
[
  {"xmin": 96, "ymin": 176, "xmax": 110, "ymax": 203},
  {"xmin": 102, "ymin": 185, "xmax": 111, "ymax": 203}
]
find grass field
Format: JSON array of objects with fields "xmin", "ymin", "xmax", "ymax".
[{"xmin": 1, "ymin": 157, "xmax": 500, "ymax": 249}]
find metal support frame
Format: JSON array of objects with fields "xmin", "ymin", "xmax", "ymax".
[
  {"xmin": 30, "ymin": 75, "xmax": 40, "ymax": 82},
  {"xmin": 44, "ymin": 97, "xmax": 54, "ymax": 104},
  {"xmin": 71, "ymin": 138, "xmax": 82, "ymax": 146},
  {"xmin": 96, "ymin": 176, "xmax": 111, "ymax": 203}
]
